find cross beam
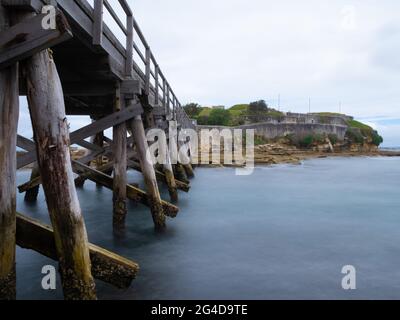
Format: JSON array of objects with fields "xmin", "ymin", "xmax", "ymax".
[{"xmin": 17, "ymin": 103, "xmax": 143, "ymax": 169}]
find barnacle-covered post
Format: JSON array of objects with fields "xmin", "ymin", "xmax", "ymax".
[{"xmin": 0, "ymin": 5, "xmax": 18, "ymax": 300}]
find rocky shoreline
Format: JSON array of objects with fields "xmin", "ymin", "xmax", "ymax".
[
  {"xmin": 200, "ymin": 143, "xmax": 400, "ymax": 168},
  {"xmin": 252, "ymin": 147, "xmax": 400, "ymax": 166}
]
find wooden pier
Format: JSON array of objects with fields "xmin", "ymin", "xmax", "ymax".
[{"xmin": 0, "ymin": 0, "xmax": 196, "ymax": 300}]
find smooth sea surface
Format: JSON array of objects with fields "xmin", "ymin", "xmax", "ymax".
[{"xmin": 15, "ymin": 156, "xmax": 400, "ymax": 300}]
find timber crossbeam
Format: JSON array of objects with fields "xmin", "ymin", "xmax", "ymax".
[
  {"xmin": 17, "ymin": 213, "xmax": 139, "ymax": 289},
  {"xmin": 0, "ymin": 8, "xmax": 73, "ymax": 69},
  {"xmin": 17, "ymin": 103, "xmax": 143, "ymax": 169},
  {"xmin": 72, "ymin": 161, "xmax": 179, "ymax": 218}
]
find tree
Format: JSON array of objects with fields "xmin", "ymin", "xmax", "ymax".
[
  {"xmin": 248, "ymin": 100, "xmax": 268, "ymax": 115},
  {"xmin": 183, "ymin": 103, "xmax": 201, "ymax": 118},
  {"xmin": 207, "ymin": 109, "xmax": 231, "ymax": 126}
]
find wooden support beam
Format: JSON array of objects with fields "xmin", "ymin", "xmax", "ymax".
[
  {"xmin": 120, "ymin": 79, "xmax": 141, "ymax": 100},
  {"xmin": 24, "ymin": 162, "xmax": 40, "ymax": 201},
  {"xmin": 127, "ymin": 159, "xmax": 190, "ymax": 193},
  {"xmin": 17, "ymin": 102, "xmax": 143, "ymax": 169},
  {"xmin": 16, "ymin": 213, "xmax": 139, "ymax": 289},
  {"xmin": 0, "ymin": 5, "xmax": 19, "ymax": 299},
  {"xmin": 129, "ymin": 114, "xmax": 166, "ymax": 230},
  {"xmin": 183, "ymin": 163, "xmax": 195, "ymax": 179},
  {"xmin": 112, "ymin": 84, "xmax": 127, "ymax": 227},
  {"xmin": 61, "ymin": 81, "xmax": 117, "ymax": 96},
  {"xmin": 0, "ymin": 9, "xmax": 73, "ymax": 69},
  {"xmin": 72, "ymin": 161, "xmax": 179, "ymax": 218},
  {"xmin": 174, "ymin": 164, "xmax": 190, "ymax": 185},
  {"xmin": 93, "ymin": 130, "xmax": 105, "ymax": 186},
  {"xmin": 158, "ymin": 141, "xmax": 178, "ymax": 202},
  {"xmin": 24, "ymin": 46, "xmax": 96, "ymax": 299},
  {"xmin": 2, "ymin": 0, "xmax": 44, "ymax": 13}
]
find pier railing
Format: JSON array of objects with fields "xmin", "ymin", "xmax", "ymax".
[{"xmin": 91, "ymin": 0, "xmax": 195, "ymax": 129}]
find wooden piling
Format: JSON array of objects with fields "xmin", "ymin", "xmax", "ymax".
[
  {"xmin": 112, "ymin": 85, "xmax": 127, "ymax": 227},
  {"xmin": 163, "ymin": 150, "xmax": 178, "ymax": 202},
  {"xmin": 24, "ymin": 162, "xmax": 40, "ymax": 202},
  {"xmin": 24, "ymin": 49, "xmax": 96, "ymax": 299},
  {"xmin": 183, "ymin": 163, "xmax": 195, "ymax": 179},
  {"xmin": 174, "ymin": 163, "xmax": 190, "ymax": 185},
  {"xmin": 0, "ymin": 6, "xmax": 19, "ymax": 300},
  {"xmin": 129, "ymin": 114, "xmax": 166, "ymax": 230}
]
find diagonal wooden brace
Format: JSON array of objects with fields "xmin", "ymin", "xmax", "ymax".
[
  {"xmin": 16, "ymin": 213, "xmax": 139, "ymax": 289},
  {"xmin": 17, "ymin": 103, "xmax": 143, "ymax": 169}
]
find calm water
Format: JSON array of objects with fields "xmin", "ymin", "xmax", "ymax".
[{"xmin": 16, "ymin": 156, "xmax": 400, "ymax": 300}]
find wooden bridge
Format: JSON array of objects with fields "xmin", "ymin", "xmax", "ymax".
[{"xmin": 0, "ymin": 0, "xmax": 196, "ymax": 299}]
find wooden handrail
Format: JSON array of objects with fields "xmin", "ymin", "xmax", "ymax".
[
  {"xmin": 104, "ymin": 0, "xmax": 127, "ymax": 35},
  {"xmin": 117, "ymin": 0, "xmax": 133, "ymax": 16},
  {"xmin": 90, "ymin": 0, "xmax": 193, "ymax": 127}
]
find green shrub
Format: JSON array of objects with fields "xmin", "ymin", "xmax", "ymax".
[
  {"xmin": 197, "ymin": 115, "xmax": 209, "ymax": 125},
  {"xmin": 254, "ymin": 135, "xmax": 269, "ymax": 146},
  {"xmin": 299, "ymin": 135, "xmax": 314, "ymax": 148},
  {"xmin": 328, "ymin": 133, "xmax": 338, "ymax": 145},
  {"xmin": 371, "ymin": 131, "xmax": 383, "ymax": 146},
  {"xmin": 346, "ymin": 128, "xmax": 364, "ymax": 144},
  {"xmin": 313, "ymin": 133, "xmax": 325, "ymax": 143},
  {"xmin": 207, "ymin": 109, "xmax": 231, "ymax": 126}
]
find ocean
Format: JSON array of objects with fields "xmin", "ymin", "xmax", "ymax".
[{"xmin": 15, "ymin": 156, "xmax": 400, "ymax": 299}]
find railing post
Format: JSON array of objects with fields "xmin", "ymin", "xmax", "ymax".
[
  {"xmin": 93, "ymin": 0, "xmax": 104, "ymax": 46},
  {"xmin": 162, "ymin": 79, "xmax": 166, "ymax": 113},
  {"xmin": 173, "ymin": 97, "xmax": 177, "ymax": 121},
  {"xmin": 145, "ymin": 47, "xmax": 151, "ymax": 97},
  {"xmin": 125, "ymin": 15, "xmax": 133, "ymax": 77},
  {"xmin": 155, "ymin": 64, "xmax": 159, "ymax": 105},
  {"xmin": 166, "ymin": 84, "xmax": 170, "ymax": 116}
]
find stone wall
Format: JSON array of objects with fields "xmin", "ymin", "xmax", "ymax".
[{"xmin": 198, "ymin": 122, "xmax": 348, "ymax": 141}]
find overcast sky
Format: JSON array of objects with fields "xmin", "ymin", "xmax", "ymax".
[{"xmin": 19, "ymin": 0, "xmax": 400, "ymax": 146}]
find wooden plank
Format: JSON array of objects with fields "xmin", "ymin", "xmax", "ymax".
[
  {"xmin": 16, "ymin": 213, "xmax": 139, "ymax": 289},
  {"xmin": 17, "ymin": 103, "xmax": 143, "ymax": 169},
  {"xmin": 0, "ymin": 10, "xmax": 73, "ymax": 69}
]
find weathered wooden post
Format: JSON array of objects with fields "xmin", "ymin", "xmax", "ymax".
[
  {"xmin": 24, "ymin": 162, "xmax": 40, "ymax": 201},
  {"xmin": 129, "ymin": 112, "xmax": 166, "ymax": 230},
  {"xmin": 163, "ymin": 151, "xmax": 178, "ymax": 202},
  {"xmin": 0, "ymin": 5, "xmax": 19, "ymax": 300},
  {"xmin": 24, "ymin": 48, "xmax": 96, "ymax": 299},
  {"xmin": 94, "ymin": 130, "xmax": 105, "ymax": 167},
  {"xmin": 112, "ymin": 84, "xmax": 127, "ymax": 227},
  {"xmin": 174, "ymin": 163, "xmax": 190, "ymax": 185}
]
